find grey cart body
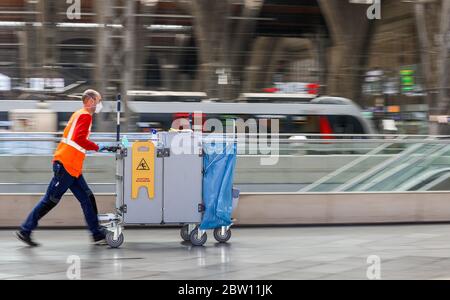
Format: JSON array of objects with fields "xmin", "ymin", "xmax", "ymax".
[
  {"xmin": 121, "ymin": 132, "xmax": 203, "ymax": 225},
  {"xmin": 99, "ymin": 131, "xmax": 235, "ymax": 248}
]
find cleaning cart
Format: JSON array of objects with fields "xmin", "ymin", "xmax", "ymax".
[{"xmin": 98, "ymin": 95, "xmax": 238, "ymax": 248}]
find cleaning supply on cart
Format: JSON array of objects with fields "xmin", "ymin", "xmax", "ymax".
[
  {"xmin": 121, "ymin": 135, "xmax": 129, "ymax": 148},
  {"xmin": 200, "ymin": 142, "xmax": 237, "ymax": 230},
  {"xmin": 150, "ymin": 129, "xmax": 158, "ymax": 144}
]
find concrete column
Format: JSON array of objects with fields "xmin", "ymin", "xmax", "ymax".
[
  {"xmin": 94, "ymin": 0, "xmax": 112, "ymax": 132},
  {"xmin": 122, "ymin": 0, "xmax": 136, "ymax": 131},
  {"xmin": 94, "ymin": 0, "xmax": 137, "ymax": 131},
  {"xmin": 182, "ymin": 0, "xmax": 265, "ymax": 98},
  {"xmin": 435, "ymin": 0, "xmax": 450, "ymax": 115},
  {"xmin": 191, "ymin": 0, "xmax": 230, "ymax": 98},
  {"xmin": 229, "ymin": 0, "xmax": 264, "ymax": 98},
  {"xmin": 35, "ymin": 0, "xmax": 59, "ymax": 79},
  {"xmin": 413, "ymin": 0, "xmax": 450, "ymax": 133},
  {"xmin": 243, "ymin": 36, "xmax": 277, "ymax": 92},
  {"xmin": 135, "ymin": 4, "xmax": 156, "ymax": 88},
  {"xmin": 17, "ymin": 30, "xmax": 29, "ymax": 82},
  {"xmin": 318, "ymin": 0, "xmax": 372, "ymax": 101},
  {"xmin": 94, "ymin": 0, "xmax": 110, "ymax": 99}
]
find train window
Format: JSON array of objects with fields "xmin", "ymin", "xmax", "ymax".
[
  {"xmin": 136, "ymin": 112, "xmax": 367, "ymax": 135},
  {"xmin": 0, "ymin": 112, "xmax": 7, "ymax": 123},
  {"xmin": 285, "ymin": 116, "xmax": 321, "ymax": 133},
  {"xmin": 281, "ymin": 115, "xmax": 365, "ymax": 134},
  {"xmin": 327, "ymin": 115, "xmax": 364, "ymax": 134}
]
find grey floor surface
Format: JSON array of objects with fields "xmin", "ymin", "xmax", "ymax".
[{"xmin": 2, "ymin": 225, "xmax": 450, "ymax": 280}]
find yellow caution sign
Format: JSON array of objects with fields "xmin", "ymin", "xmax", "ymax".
[{"xmin": 132, "ymin": 141, "xmax": 155, "ymax": 200}]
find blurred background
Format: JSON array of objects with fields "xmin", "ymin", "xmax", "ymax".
[
  {"xmin": 0, "ymin": 0, "xmax": 446, "ymax": 134},
  {"xmin": 2, "ymin": 1, "xmax": 450, "ymax": 227}
]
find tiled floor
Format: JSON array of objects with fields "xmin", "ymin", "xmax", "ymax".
[{"xmin": 2, "ymin": 224, "xmax": 450, "ymax": 280}]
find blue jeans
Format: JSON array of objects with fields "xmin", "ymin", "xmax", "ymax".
[{"xmin": 21, "ymin": 161, "xmax": 103, "ymax": 239}]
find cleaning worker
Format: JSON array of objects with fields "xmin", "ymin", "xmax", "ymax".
[{"xmin": 16, "ymin": 89, "xmax": 113, "ymax": 247}]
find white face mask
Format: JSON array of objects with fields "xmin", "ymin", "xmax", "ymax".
[{"xmin": 95, "ymin": 102, "xmax": 103, "ymax": 114}]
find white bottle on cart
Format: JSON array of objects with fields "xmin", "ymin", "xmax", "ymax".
[{"xmin": 150, "ymin": 129, "xmax": 160, "ymax": 146}]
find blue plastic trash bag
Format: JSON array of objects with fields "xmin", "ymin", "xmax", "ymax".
[{"xmin": 200, "ymin": 142, "xmax": 237, "ymax": 230}]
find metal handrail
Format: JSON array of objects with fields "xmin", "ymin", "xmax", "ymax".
[
  {"xmin": 355, "ymin": 144, "xmax": 448, "ymax": 192},
  {"xmin": 1, "ymin": 133, "xmax": 450, "ymax": 144},
  {"xmin": 1, "ymin": 132, "xmax": 450, "ymax": 138},
  {"xmin": 397, "ymin": 168, "xmax": 450, "ymax": 191},
  {"xmin": 299, "ymin": 136, "xmax": 408, "ymax": 192},
  {"xmin": 334, "ymin": 142, "xmax": 431, "ymax": 192},
  {"xmin": 1, "ymin": 133, "xmax": 450, "ymax": 193}
]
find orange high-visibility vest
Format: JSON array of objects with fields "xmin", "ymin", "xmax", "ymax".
[{"xmin": 53, "ymin": 108, "xmax": 92, "ymax": 177}]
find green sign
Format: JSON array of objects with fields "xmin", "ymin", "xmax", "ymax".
[{"xmin": 400, "ymin": 66, "xmax": 416, "ymax": 93}]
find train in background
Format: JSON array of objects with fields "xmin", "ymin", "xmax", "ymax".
[{"xmin": 0, "ymin": 92, "xmax": 375, "ymax": 135}]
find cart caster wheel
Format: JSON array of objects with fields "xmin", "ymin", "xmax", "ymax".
[
  {"xmin": 214, "ymin": 228, "xmax": 232, "ymax": 243},
  {"xmin": 180, "ymin": 225, "xmax": 190, "ymax": 242},
  {"xmin": 189, "ymin": 228, "xmax": 207, "ymax": 246},
  {"xmin": 106, "ymin": 231, "xmax": 124, "ymax": 248}
]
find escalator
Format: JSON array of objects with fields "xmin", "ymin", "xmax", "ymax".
[{"xmin": 302, "ymin": 139, "xmax": 450, "ymax": 192}]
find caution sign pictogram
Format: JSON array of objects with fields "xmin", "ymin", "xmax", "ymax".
[
  {"xmin": 132, "ymin": 141, "xmax": 155, "ymax": 200},
  {"xmin": 136, "ymin": 158, "xmax": 150, "ymax": 171}
]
